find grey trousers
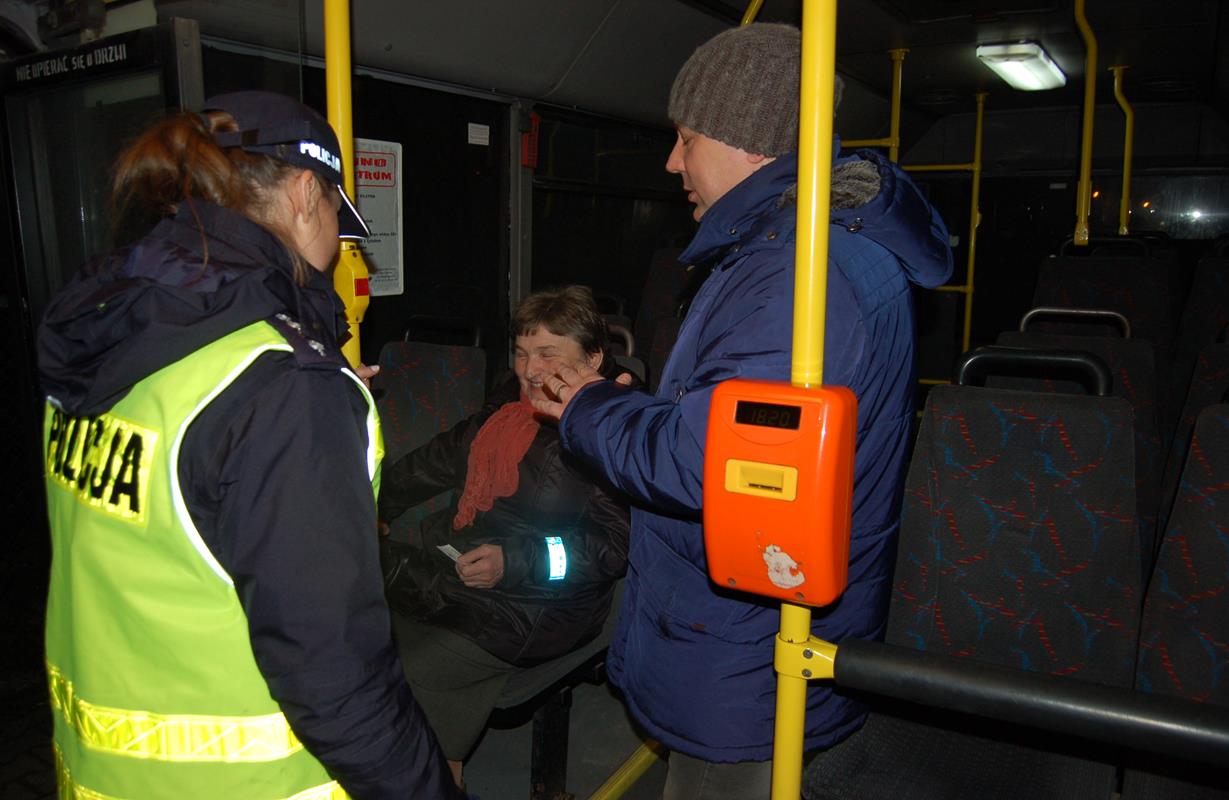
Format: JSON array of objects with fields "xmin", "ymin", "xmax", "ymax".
[
  {"xmin": 389, "ymin": 613, "xmax": 517, "ymax": 761},
  {"xmin": 663, "ymin": 752, "xmax": 774, "ymax": 800}
]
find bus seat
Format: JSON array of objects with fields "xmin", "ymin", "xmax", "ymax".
[
  {"xmin": 614, "ymin": 355, "xmax": 646, "ymax": 384},
  {"xmin": 607, "ymin": 322, "xmax": 635, "ymax": 358},
  {"xmin": 1032, "ymin": 254, "xmax": 1182, "ymax": 425},
  {"xmin": 633, "ymin": 247, "xmax": 688, "ymax": 356},
  {"xmin": 1169, "ymin": 257, "xmax": 1229, "ymax": 436},
  {"xmin": 1158, "ymin": 342, "xmax": 1229, "ymax": 544},
  {"xmin": 804, "ymin": 383, "xmax": 1141, "ymax": 800},
  {"xmin": 1124, "ymin": 404, "xmax": 1229, "ymax": 799},
  {"xmin": 374, "ymin": 340, "xmax": 486, "ymax": 541},
  {"xmin": 403, "ymin": 315, "xmax": 484, "ymax": 348},
  {"xmin": 993, "ymin": 331, "xmax": 1163, "ymax": 580},
  {"xmin": 646, "ymin": 316, "xmax": 682, "ymax": 394},
  {"xmin": 490, "ymin": 579, "xmax": 625, "ymax": 800}
]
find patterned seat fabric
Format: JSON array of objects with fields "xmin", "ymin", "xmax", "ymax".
[
  {"xmin": 374, "ymin": 341, "xmax": 486, "ymax": 540},
  {"xmin": 992, "ymin": 331, "xmax": 1163, "ymax": 578},
  {"xmin": 1123, "ymin": 405, "xmax": 1229, "ymax": 799},
  {"xmin": 805, "ymin": 385, "xmax": 1141, "ymax": 800},
  {"xmin": 1159, "ymin": 344, "xmax": 1229, "ymax": 536},
  {"xmin": 890, "ymin": 386, "xmax": 1141, "ymax": 680},
  {"xmin": 1169, "ymin": 258, "xmax": 1229, "ymax": 433},
  {"xmin": 1033, "ymin": 255, "xmax": 1181, "ymax": 428}
]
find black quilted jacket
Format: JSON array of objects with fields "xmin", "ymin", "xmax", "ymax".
[{"xmin": 379, "ymin": 373, "xmax": 630, "ymax": 666}]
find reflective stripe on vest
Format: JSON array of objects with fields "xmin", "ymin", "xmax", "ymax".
[
  {"xmin": 48, "ymin": 663, "xmax": 303, "ymax": 762},
  {"xmin": 54, "ymin": 744, "xmax": 347, "ymax": 800}
]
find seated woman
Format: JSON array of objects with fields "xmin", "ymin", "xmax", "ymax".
[{"xmin": 378, "ymin": 285, "xmax": 631, "ymax": 787}]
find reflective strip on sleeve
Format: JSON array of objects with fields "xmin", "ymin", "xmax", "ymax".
[
  {"xmin": 48, "ymin": 664, "xmax": 304, "ymax": 763},
  {"xmin": 545, "ymin": 536, "xmax": 567, "ymax": 581}
]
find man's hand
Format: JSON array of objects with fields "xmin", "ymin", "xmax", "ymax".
[
  {"xmin": 456, "ymin": 543, "xmax": 505, "ymax": 589},
  {"xmin": 530, "ymin": 363, "xmax": 634, "ymax": 421}
]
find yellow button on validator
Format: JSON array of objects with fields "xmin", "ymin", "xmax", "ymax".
[{"xmin": 724, "ymin": 459, "xmax": 798, "ymax": 501}]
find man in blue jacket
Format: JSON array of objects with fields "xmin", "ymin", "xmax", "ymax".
[{"xmin": 533, "ymin": 23, "xmax": 953, "ymax": 798}]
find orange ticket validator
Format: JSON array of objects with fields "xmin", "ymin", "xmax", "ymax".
[{"xmin": 703, "ymin": 379, "xmax": 856, "ymax": 607}]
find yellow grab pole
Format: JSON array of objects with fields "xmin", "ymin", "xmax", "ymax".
[
  {"xmin": 960, "ymin": 93, "xmax": 987, "ymax": 353},
  {"xmin": 585, "ymin": 741, "xmax": 666, "ymax": 800},
  {"xmin": 791, "ymin": 2, "xmax": 836, "ymax": 389},
  {"xmin": 773, "ymin": 1, "xmax": 837, "ymax": 797},
  {"xmin": 1073, "ymin": 0, "xmax": 1097, "ymax": 246},
  {"xmin": 887, "ymin": 48, "xmax": 907, "ymax": 162},
  {"xmin": 740, "ymin": 0, "xmax": 764, "ymax": 25},
  {"xmin": 1111, "ymin": 66, "xmax": 1134, "ymax": 236},
  {"xmin": 324, "ymin": 0, "xmax": 370, "ymax": 368}
]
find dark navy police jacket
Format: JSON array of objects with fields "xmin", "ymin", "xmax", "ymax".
[
  {"xmin": 38, "ymin": 202, "xmax": 462, "ymax": 799},
  {"xmin": 559, "ymin": 145, "xmax": 953, "ymax": 761}
]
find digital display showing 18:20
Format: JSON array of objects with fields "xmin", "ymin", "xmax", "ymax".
[{"xmin": 734, "ymin": 400, "xmax": 802, "ymax": 430}]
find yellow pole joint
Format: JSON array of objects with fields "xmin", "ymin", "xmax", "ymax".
[
  {"xmin": 740, "ymin": 0, "xmax": 765, "ymax": 26},
  {"xmin": 887, "ymin": 48, "xmax": 908, "ymax": 162},
  {"xmin": 1074, "ymin": 0, "xmax": 1097, "ymax": 246},
  {"xmin": 324, "ymin": 0, "xmax": 370, "ymax": 368},
  {"xmin": 775, "ymin": 633, "xmax": 838, "ymax": 681},
  {"xmin": 1111, "ymin": 66, "xmax": 1134, "ymax": 236}
]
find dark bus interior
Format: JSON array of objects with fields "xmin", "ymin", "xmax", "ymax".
[{"xmin": 1, "ymin": 0, "xmax": 1227, "ymax": 797}]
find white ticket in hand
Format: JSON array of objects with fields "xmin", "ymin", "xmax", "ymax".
[{"xmin": 436, "ymin": 544, "xmax": 463, "ymax": 562}]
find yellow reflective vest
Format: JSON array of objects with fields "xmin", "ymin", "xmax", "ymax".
[{"xmin": 43, "ymin": 320, "xmax": 381, "ymax": 800}]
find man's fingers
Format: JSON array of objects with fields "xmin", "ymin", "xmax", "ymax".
[
  {"xmin": 615, "ymin": 372, "xmax": 634, "ymax": 386},
  {"xmin": 531, "ymin": 397, "xmax": 565, "ymax": 420}
]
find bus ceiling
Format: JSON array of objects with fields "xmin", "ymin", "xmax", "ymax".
[{"xmin": 145, "ymin": 0, "xmax": 1225, "ymax": 131}]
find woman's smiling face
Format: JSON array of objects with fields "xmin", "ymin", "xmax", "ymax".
[{"xmin": 513, "ymin": 327, "xmax": 601, "ymax": 401}]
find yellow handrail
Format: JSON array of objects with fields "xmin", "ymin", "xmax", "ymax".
[
  {"xmin": 741, "ymin": 0, "xmax": 764, "ymax": 25},
  {"xmin": 1111, "ymin": 66, "xmax": 1134, "ymax": 236},
  {"xmin": 960, "ymin": 92, "xmax": 987, "ymax": 353},
  {"xmin": 772, "ymin": 1, "xmax": 838, "ymax": 798},
  {"xmin": 324, "ymin": 0, "xmax": 370, "ymax": 368},
  {"xmin": 904, "ymin": 162, "xmax": 976, "ymax": 172},
  {"xmin": 886, "ymin": 48, "xmax": 906, "ymax": 162},
  {"xmin": 1073, "ymin": 0, "xmax": 1097, "ymax": 246},
  {"xmin": 585, "ymin": 741, "xmax": 666, "ymax": 800},
  {"xmin": 843, "ymin": 48, "xmax": 906, "ymax": 161}
]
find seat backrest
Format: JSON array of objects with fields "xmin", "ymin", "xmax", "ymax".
[
  {"xmin": 633, "ymin": 247, "xmax": 689, "ymax": 349},
  {"xmin": 1159, "ymin": 343, "xmax": 1229, "ymax": 536},
  {"xmin": 1033, "ymin": 255, "xmax": 1181, "ymax": 411},
  {"xmin": 1169, "ymin": 257, "xmax": 1229, "ymax": 435},
  {"xmin": 1137, "ymin": 403, "xmax": 1229, "ymax": 703},
  {"xmin": 646, "ymin": 316, "xmax": 682, "ymax": 394},
  {"xmin": 889, "ymin": 385, "xmax": 1142, "ymax": 687},
  {"xmin": 1124, "ymin": 405, "xmax": 1229, "ymax": 800},
  {"xmin": 375, "ymin": 340, "xmax": 486, "ymax": 539},
  {"xmin": 993, "ymin": 331, "xmax": 1163, "ymax": 575}
]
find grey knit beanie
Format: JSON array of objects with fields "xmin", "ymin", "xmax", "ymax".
[{"xmin": 668, "ymin": 23, "xmax": 843, "ymax": 157}]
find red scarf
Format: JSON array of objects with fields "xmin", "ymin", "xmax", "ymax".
[{"xmin": 452, "ymin": 396, "xmax": 541, "ymax": 530}]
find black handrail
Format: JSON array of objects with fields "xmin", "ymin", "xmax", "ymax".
[
  {"xmin": 1019, "ymin": 306, "xmax": 1131, "ymax": 338},
  {"xmin": 834, "ymin": 639, "xmax": 1229, "ymax": 768},
  {"xmin": 955, "ymin": 346, "xmax": 1113, "ymax": 397}
]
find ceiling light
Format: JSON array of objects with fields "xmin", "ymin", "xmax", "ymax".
[{"xmin": 976, "ymin": 41, "xmax": 1066, "ymax": 91}]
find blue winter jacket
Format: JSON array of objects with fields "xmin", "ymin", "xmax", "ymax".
[{"xmin": 558, "ymin": 145, "xmax": 953, "ymax": 761}]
